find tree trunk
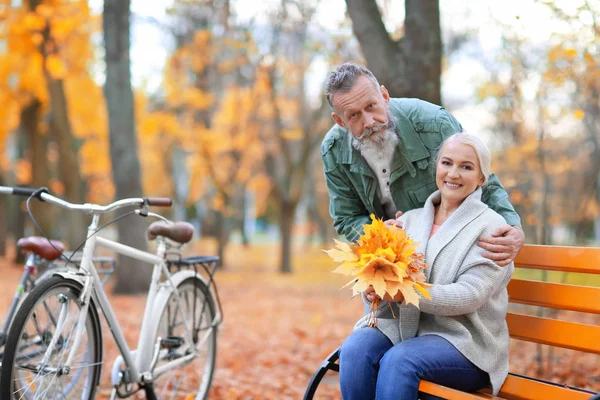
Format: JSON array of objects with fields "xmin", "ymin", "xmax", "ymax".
[
  {"xmin": 238, "ymin": 188, "xmax": 249, "ymax": 247},
  {"xmin": 307, "ymin": 206, "xmax": 330, "ymax": 246},
  {"xmin": 536, "ymin": 94, "xmax": 551, "ymax": 246},
  {"xmin": 103, "ymin": 0, "xmax": 151, "ymax": 294},
  {"xmin": 11, "ymin": 132, "xmax": 28, "ymax": 264},
  {"xmin": 0, "ymin": 173, "xmax": 7, "ymax": 257},
  {"xmin": 305, "ymin": 170, "xmax": 331, "ymax": 246},
  {"xmin": 13, "ymin": 203, "xmax": 26, "ymax": 264},
  {"xmin": 21, "ymin": 100, "xmax": 55, "ymax": 236},
  {"xmin": 26, "ymin": 0, "xmax": 86, "ymax": 248},
  {"xmin": 345, "ymin": 0, "xmax": 442, "ymax": 104},
  {"xmin": 305, "ymin": 203, "xmax": 323, "ymax": 246},
  {"xmin": 45, "ymin": 78, "xmax": 87, "ymax": 249},
  {"xmin": 404, "ymin": 0, "xmax": 441, "ymax": 104},
  {"xmin": 279, "ymin": 200, "xmax": 295, "ymax": 274},
  {"xmin": 215, "ymin": 211, "xmax": 229, "ymax": 267}
]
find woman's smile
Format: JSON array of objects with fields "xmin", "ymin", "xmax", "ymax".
[{"xmin": 444, "ymin": 181, "xmax": 462, "ymax": 190}]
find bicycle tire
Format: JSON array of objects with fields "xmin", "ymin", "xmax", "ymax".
[
  {"xmin": 0, "ymin": 275, "xmax": 103, "ymax": 400},
  {"xmin": 0, "ymin": 263, "xmax": 68, "ymax": 352},
  {"xmin": 152, "ymin": 276, "xmax": 217, "ymax": 400}
]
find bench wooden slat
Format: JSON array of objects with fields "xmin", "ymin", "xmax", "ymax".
[
  {"xmin": 514, "ymin": 245, "xmax": 600, "ymax": 274},
  {"xmin": 507, "ymin": 313, "xmax": 600, "ymax": 354},
  {"xmin": 498, "ymin": 374, "xmax": 594, "ymax": 400},
  {"xmin": 508, "ymin": 279, "xmax": 600, "ymax": 314},
  {"xmin": 418, "ymin": 380, "xmax": 497, "ymax": 399},
  {"xmin": 419, "ymin": 374, "xmax": 595, "ymax": 400}
]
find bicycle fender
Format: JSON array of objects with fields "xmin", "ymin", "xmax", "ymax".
[
  {"xmin": 152, "ymin": 270, "xmax": 209, "ymax": 313},
  {"xmin": 168, "ymin": 269, "xmax": 208, "ymax": 289},
  {"xmin": 143, "ymin": 270, "xmax": 209, "ymax": 380},
  {"xmin": 49, "ymin": 270, "xmax": 88, "ymax": 286}
]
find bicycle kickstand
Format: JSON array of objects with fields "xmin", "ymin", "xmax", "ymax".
[{"xmin": 144, "ymin": 384, "xmax": 158, "ymax": 400}]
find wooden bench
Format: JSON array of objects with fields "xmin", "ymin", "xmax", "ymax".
[{"xmin": 303, "ymin": 244, "xmax": 600, "ymax": 400}]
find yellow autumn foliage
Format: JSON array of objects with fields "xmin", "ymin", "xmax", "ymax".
[
  {"xmin": 325, "ymin": 214, "xmax": 431, "ymax": 309},
  {"xmin": 45, "ymin": 54, "xmax": 67, "ymax": 79},
  {"xmin": 0, "ymin": 0, "xmax": 106, "ymax": 202}
]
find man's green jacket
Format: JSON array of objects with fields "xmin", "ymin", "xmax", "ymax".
[{"xmin": 321, "ymin": 98, "xmax": 521, "ymax": 242}]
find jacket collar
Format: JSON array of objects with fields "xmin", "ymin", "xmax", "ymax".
[{"xmin": 413, "ymin": 188, "xmax": 489, "ymax": 279}]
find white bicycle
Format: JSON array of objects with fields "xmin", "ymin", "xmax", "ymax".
[{"xmin": 0, "ymin": 186, "xmax": 222, "ymax": 399}]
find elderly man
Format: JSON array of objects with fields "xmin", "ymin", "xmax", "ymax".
[{"xmin": 322, "ymin": 62, "xmax": 524, "ymax": 266}]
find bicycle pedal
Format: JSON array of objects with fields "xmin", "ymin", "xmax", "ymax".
[{"xmin": 160, "ymin": 336, "xmax": 184, "ymax": 350}]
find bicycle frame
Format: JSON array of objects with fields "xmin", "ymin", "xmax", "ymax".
[
  {"xmin": 1, "ymin": 252, "xmax": 114, "ymax": 348},
  {"xmin": 0, "ymin": 186, "xmax": 207, "ymax": 390},
  {"xmin": 0, "ymin": 254, "xmax": 44, "ymax": 347},
  {"xmin": 52, "ymin": 213, "xmax": 198, "ymax": 385}
]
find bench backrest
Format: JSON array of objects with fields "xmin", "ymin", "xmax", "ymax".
[
  {"xmin": 509, "ymin": 245, "xmax": 600, "ymax": 353},
  {"xmin": 500, "ymin": 244, "xmax": 600, "ymax": 399}
]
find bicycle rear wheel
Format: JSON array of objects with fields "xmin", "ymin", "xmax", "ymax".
[
  {"xmin": 0, "ymin": 276, "xmax": 103, "ymax": 400},
  {"xmin": 152, "ymin": 277, "xmax": 217, "ymax": 400}
]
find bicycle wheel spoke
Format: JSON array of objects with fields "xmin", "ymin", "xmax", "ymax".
[
  {"xmin": 152, "ymin": 277, "xmax": 216, "ymax": 400},
  {"xmin": 167, "ymin": 303, "xmax": 174, "ymax": 337},
  {"xmin": 1, "ymin": 277, "xmax": 102, "ymax": 400},
  {"xmin": 41, "ymin": 296, "xmax": 61, "ymax": 330}
]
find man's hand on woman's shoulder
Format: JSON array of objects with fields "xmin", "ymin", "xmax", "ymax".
[
  {"xmin": 384, "ymin": 211, "xmax": 405, "ymax": 230},
  {"xmin": 478, "ymin": 225, "xmax": 525, "ymax": 267}
]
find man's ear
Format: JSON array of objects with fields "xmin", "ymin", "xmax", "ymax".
[
  {"xmin": 380, "ymin": 85, "xmax": 390, "ymax": 104},
  {"xmin": 332, "ymin": 112, "xmax": 345, "ymax": 128}
]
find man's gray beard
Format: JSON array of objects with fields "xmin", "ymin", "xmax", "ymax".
[{"xmin": 352, "ymin": 128, "xmax": 399, "ymax": 155}]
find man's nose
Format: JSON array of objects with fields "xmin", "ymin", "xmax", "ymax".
[{"xmin": 363, "ymin": 114, "xmax": 375, "ymax": 129}]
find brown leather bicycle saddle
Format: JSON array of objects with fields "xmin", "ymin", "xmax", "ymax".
[
  {"xmin": 146, "ymin": 221, "xmax": 195, "ymax": 244},
  {"xmin": 17, "ymin": 237, "xmax": 65, "ymax": 261}
]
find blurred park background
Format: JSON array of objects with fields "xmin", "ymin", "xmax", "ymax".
[{"xmin": 0, "ymin": 0, "xmax": 599, "ymax": 398}]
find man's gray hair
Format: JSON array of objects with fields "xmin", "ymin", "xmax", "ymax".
[{"xmin": 325, "ymin": 62, "xmax": 380, "ymax": 110}]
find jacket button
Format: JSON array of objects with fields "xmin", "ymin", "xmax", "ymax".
[{"xmin": 417, "ymin": 122, "xmax": 424, "ymax": 130}]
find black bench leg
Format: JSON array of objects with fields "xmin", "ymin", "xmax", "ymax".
[{"xmin": 303, "ymin": 347, "xmax": 341, "ymax": 400}]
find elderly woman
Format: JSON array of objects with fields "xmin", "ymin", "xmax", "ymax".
[{"xmin": 339, "ymin": 132, "xmax": 514, "ymax": 399}]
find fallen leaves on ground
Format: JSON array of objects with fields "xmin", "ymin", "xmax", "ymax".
[{"xmin": 1, "ymin": 241, "xmax": 598, "ymax": 398}]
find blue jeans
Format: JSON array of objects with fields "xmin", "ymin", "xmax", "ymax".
[{"xmin": 339, "ymin": 328, "xmax": 490, "ymax": 400}]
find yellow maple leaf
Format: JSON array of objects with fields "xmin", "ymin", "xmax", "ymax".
[
  {"xmin": 324, "ymin": 214, "xmax": 431, "ymax": 324},
  {"xmin": 357, "ymin": 258, "xmax": 402, "ymax": 297},
  {"xmin": 324, "ymin": 239, "xmax": 358, "ymax": 263},
  {"xmin": 385, "ymin": 280, "xmax": 403, "ymax": 297},
  {"xmin": 414, "ymin": 283, "xmax": 432, "ymax": 299},
  {"xmin": 398, "ymin": 281, "xmax": 420, "ymax": 307},
  {"xmin": 332, "ymin": 261, "xmax": 360, "ymax": 276}
]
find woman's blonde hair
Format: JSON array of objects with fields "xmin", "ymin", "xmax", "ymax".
[{"xmin": 437, "ymin": 132, "xmax": 491, "ymax": 185}]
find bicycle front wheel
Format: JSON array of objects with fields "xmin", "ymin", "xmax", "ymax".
[
  {"xmin": 0, "ymin": 276, "xmax": 103, "ymax": 400},
  {"xmin": 152, "ymin": 277, "xmax": 217, "ymax": 400}
]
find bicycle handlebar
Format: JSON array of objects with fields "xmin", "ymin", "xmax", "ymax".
[
  {"xmin": 5, "ymin": 187, "xmax": 39, "ymax": 197},
  {"xmin": 0, "ymin": 186, "xmax": 172, "ymax": 214},
  {"xmin": 145, "ymin": 197, "xmax": 172, "ymax": 207}
]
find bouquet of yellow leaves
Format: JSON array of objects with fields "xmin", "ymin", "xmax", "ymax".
[{"xmin": 325, "ymin": 214, "xmax": 431, "ymax": 327}]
